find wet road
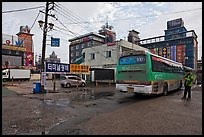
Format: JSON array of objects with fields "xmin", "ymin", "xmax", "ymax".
[
  {"xmin": 2, "ymin": 80, "xmax": 202, "ymax": 135},
  {"xmin": 47, "ymin": 83, "xmax": 202, "ymax": 135}
]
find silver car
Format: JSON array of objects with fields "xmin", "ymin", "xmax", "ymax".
[{"xmin": 60, "ymin": 75, "xmax": 86, "ymax": 88}]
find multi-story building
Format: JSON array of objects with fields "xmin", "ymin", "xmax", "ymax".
[
  {"xmin": 68, "ymin": 32, "xmax": 105, "ymax": 64},
  {"xmin": 45, "ymin": 51, "xmax": 60, "ymax": 63},
  {"xmin": 82, "ymin": 39, "xmax": 149, "ymax": 82},
  {"xmin": 82, "ymin": 39, "xmax": 149, "ymax": 68},
  {"xmin": 68, "ymin": 23, "xmax": 116, "ymax": 64},
  {"xmin": 137, "ymin": 18, "xmax": 198, "ymax": 70},
  {"xmin": 2, "ymin": 25, "xmax": 35, "ymax": 70}
]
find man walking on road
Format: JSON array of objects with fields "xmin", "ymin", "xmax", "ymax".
[{"xmin": 181, "ymin": 69, "xmax": 194, "ymax": 101}]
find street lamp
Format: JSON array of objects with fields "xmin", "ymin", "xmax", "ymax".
[
  {"xmin": 38, "ymin": 20, "xmax": 54, "ymax": 31},
  {"xmin": 38, "ymin": 2, "xmax": 54, "ymax": 93}
]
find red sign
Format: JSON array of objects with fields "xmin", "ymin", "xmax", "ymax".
[
  {"xmin": 83, "ymin": 37, "xmax": 90, "ymax": 42},
  {"xmin": 6, "ymin": 40, "xmax": 10, "ymax": 45},
  {"xmin": 25, "ymin": 52, "xmax": 34, "ymax": 66}
]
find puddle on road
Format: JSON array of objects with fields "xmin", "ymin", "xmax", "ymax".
[
  {"xmin": 74, "ymin": 88, "xmax": 115, "ymax": 101},
  {"xmin": 44, "ymin": 99, "xmax": 71, "ymax": 107}
]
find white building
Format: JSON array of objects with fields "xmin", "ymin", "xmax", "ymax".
[{"xmin": 82, "ymin": 39, "xmax": 149, "ymax": 82}]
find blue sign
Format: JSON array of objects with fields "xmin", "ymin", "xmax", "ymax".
[
  {"xmin": 15, "ymin": 41, "xmax": 21, "ymax": 46},
  {"xmin": 51, "ymin": 37, "xmax": 60, "ymax": 47},
  {"xmin": 119, "ymin": 56, "xmax": 146, "ymax": 65},
  {"xmin": 45, "ymin": 62, "xmax": 69, "ymax": 73}
]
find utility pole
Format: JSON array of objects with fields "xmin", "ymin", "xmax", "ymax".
[
  {"xmin": 40, "ymin": 2, "xmax": 49, "ymax": 93},
  {"xmin": 40, "ymin": 2, "xmax": 54, "ymax": 93}
]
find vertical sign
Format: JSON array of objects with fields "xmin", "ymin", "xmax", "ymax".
[
  {"xmin": 170, "ymin": 45, "xmax": 176, "ymax": 61},
  {"xmin": 51, "ymin": 37, "xmax": 60, "ymax": 47},
  {"xmin": 158, "ymin": 47, "xmax": 162, "ymax": 56},
  {"xmin": 176, "ymin": 45, "xmax": 183, "ymax": 63},
  {"xmin": 167, "ymin": 46, "xmax": 171, "ymax": 59},
  {"xmin": 162, "ymin": 47, "xmax": 167, "ymax": 58},
  {"xmin": 154, "ymin": 48, "xmax": 158, "ymax": 55},
  {"xmin": 41, "ymin": 72, "xmax": 46, "ymax": 85}
]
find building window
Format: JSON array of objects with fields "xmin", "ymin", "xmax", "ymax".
[
  {"xmin": 71, "ymin": 59, "xmax": 74, "ymax": 63},
  {"xmin": 16, "ymin": 51, "xmax": 20, "ymax": 55},
  {"xmin": 81, "ymin": 44, "xmax": 85, "ymax": 49},
  {"xmin": 88, "ymin": 42, "xmax": 92, "ymax": 47},
  {"xmin": 71, "ymin": 46, "xmax": 74, "ymax": 51},
  {"xmin": 106, "ymin": 51, "xmax": 111, "ymax": 58},
  {"xmin": 91, "ymin": 53, "xmax": 95, "ymax": 60},
  {"xmin": 76, "ymin": 44, "xmax": 80, "ymax": 49},
  {"xmin": 76, "ymin": 52, "xmax": 79, "ymax": 56},
  {"xmin": 71, "ymin": 53, "xmax": 73, "ymax": 57}
]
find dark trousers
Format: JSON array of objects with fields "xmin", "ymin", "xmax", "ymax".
[{"xmin": 183, "ymin": 86, "xmax": 191, "ymax": 98}]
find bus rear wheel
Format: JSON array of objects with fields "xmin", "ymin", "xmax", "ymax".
[{"xmin": 163, "ymin": 83, "xmax": 168, "ymax": 96}]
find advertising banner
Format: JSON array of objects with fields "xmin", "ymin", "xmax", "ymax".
[
  {"xmin": 45, "ymin": 62, "xmax": 70, "ymax": 73},
  {"xmin": 176, "ymin": 45, "xmax": 184, "ymax": 63},
  {"xmin": 162, "ymin": 47, "xmax": 167, "ymax": 58},
  {"xmin": 70, "ymin": 64, "xmax": 90, "ymax": 73},
  {"xmin": 154, "ymin": 48, "xmax": 158, "ymax": 55},
  {"xmin": 2, "ymin": 45, "xmax": 26, "ymax": 52},
  {"xmin": 25, "ymin": 52, "xmax": 34, "ymax": 66},
  {"xmin": 167, "ymin": 46, "xmax": 171, "ymax": 59},
  {"xmin": 170, "ymin": 46, "xmax": 176, "ymax": 61},
  {"xmin": 158, "ymin": 47, "xmax": 162, "ymax": 56}
]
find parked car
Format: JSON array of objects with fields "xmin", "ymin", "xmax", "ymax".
[{"xmin": 60, "ymin": 75, "xmax": 86, "ymax": 88}]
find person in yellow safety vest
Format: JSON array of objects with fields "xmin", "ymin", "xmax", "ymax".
[{"xmin": 181, "ymin": 69, "xmax": 194, "ymax": 101}]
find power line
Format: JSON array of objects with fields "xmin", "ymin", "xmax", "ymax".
[
  {"xmin": 55, "ymin": 16, "xmax": 80, "ymax": 36},
  {"xmin": 53, "ymin": 27, "xmax": 75, "ymax": 37},
  {"xmin": 4, "ymin": 11, "xmax": 41, "ymax": 61},
  {"xmin": 56, "ymin": 2, "xmax": 97, "ymax": 30},
  {"xmin": 55, "ymin": 2, "xmax": 96, "ymax": 31},
  {"xmin": 52, "ymin": 14, "xmax": 115, "ymax": 63},
  {"xmin": 54, "ymin": 4, "xmax": 96, "ymax": 32},
  {"xmin": 53, "ymin": 7, "xmax": 202, "ymax": 25},
  {"xmin": 2, "ymin": 6, "xmax": 45, "ymax": 13}
]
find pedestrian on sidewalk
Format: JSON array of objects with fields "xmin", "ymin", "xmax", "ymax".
[{"xmin": 181, "ymin": 69, "xmax": 194, "ymax": 101}]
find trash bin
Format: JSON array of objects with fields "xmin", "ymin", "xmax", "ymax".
[{"xmin": 33, "ymin": 82, "xmax": 41, "ymax": 93}]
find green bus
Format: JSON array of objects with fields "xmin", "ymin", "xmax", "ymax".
[{"xmin": 116, "ymin": 50, "xmax": 183, "ymax": 95}]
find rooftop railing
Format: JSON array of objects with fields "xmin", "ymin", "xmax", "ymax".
[{"xmin": 137, "ymin": 30, "xmax": 196, "ymax": 45}]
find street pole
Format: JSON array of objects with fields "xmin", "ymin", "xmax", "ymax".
[{"xmin": 40, "ymin": 2, "xmax": 49, "ymax": 93}]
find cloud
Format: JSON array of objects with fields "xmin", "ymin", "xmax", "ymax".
[{"xmin": 2, "ymin": 2, "xmax": 202, "ymax": 63}]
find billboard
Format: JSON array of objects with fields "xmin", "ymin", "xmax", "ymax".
[
  {"xmin": 105, "ymin": 31, "xmax": 116, "ymax": 46},
  {"xmin": 2, "ymin": 45, "xmax": 26, "ymax": 52},
  {"xmin": 162, "ymin": 47, "xmax": 167, "ymax": 58},
  {"xmin": 70, "ymin": 64, "xmax": 90, "ymax": 73},
  {"xmin": 25, "ymin": 52, "xmax": 34, "ymax": 66},
  {"xmin": 45, "ymin": 62, "xmax": 70, "ymax": 73},
  {"xmin": 167, "ymin": 18, "xmax": 184, "ymax": 29},
  {"xmin": 170, "ymin": 46, "xmax": 176, "ymax": 61},
  {"xmin": 167, "ymin": 46, "xmax": 171, "ymax": 59},
  {"xmin": 158, "ymin": 47, "xmax": 163, "ymax": 56},
  {"xmin": 176, "ymin": 45, "xmax": 184, "ymax": 64}
]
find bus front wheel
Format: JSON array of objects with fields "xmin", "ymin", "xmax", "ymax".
[{"xmin": 163, "ymin": 83, "xmax": 168, "ymax": 96}]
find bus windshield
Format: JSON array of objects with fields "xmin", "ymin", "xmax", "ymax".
[{"xmin": 119, "ymin": 55, "xmax": 146, "ymax": 65}]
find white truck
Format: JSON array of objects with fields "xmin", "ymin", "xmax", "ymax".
[{"xmin": 2, "ymin": 69, "xmax": 31, "ymax": 81}]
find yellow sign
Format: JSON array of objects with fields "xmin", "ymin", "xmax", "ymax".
[
  {"xmin": 2, "ymin": 45, "xmax": 26, "ymax": 52},
  {"xmin": 70, "ymin": 64, "xmax": 90, "ymax": 73}
]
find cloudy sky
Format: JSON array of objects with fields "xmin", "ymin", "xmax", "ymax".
[{"xmin": 2, "ymin": 2, "xmax": 202, "ymax": 63}]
